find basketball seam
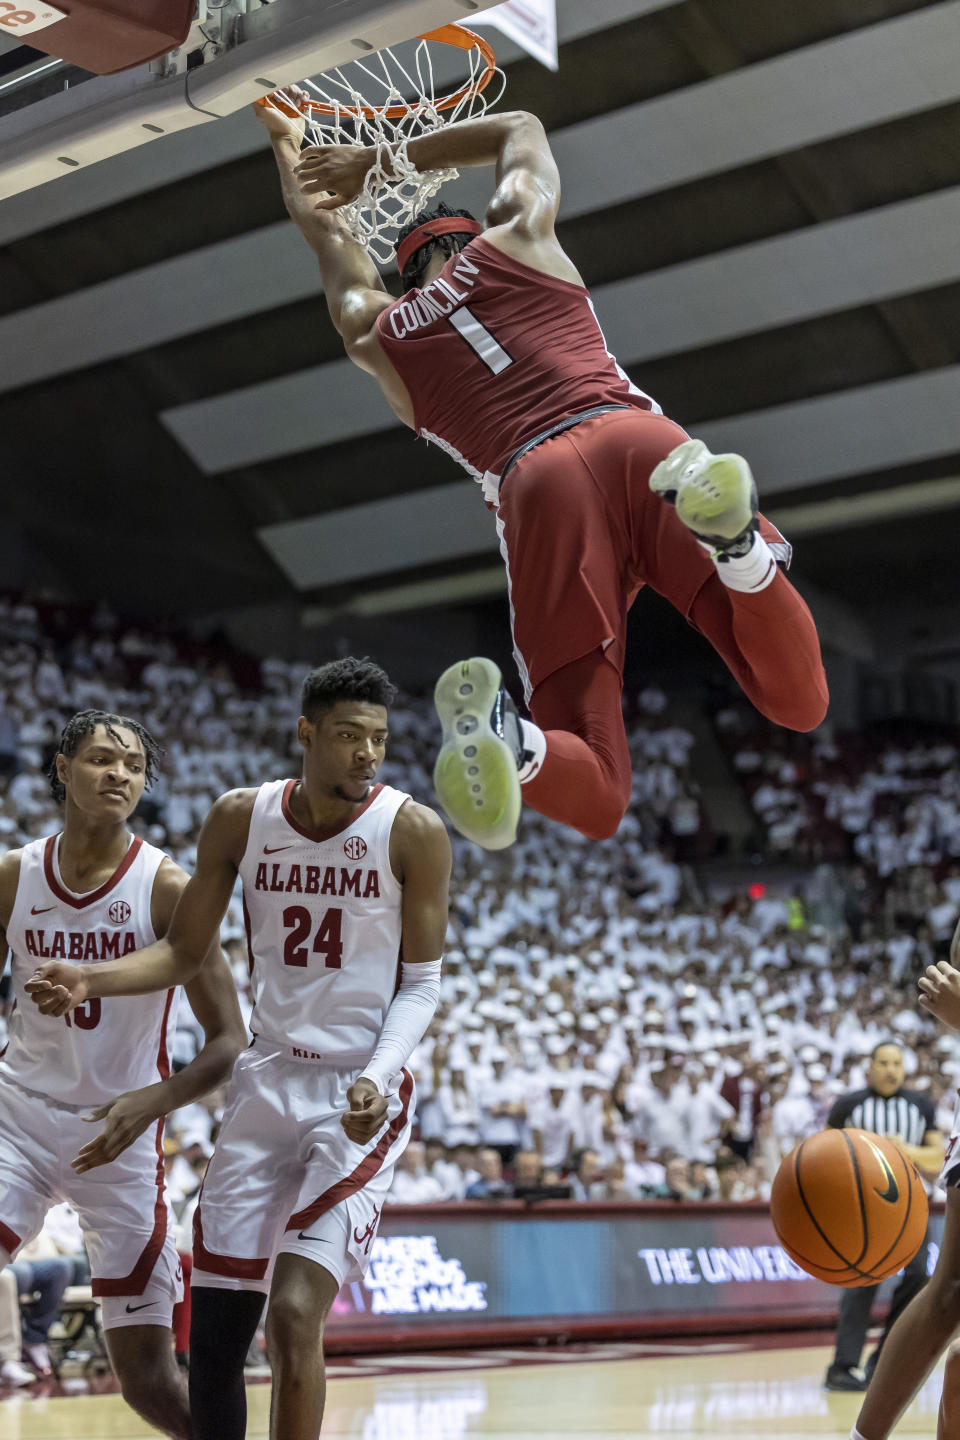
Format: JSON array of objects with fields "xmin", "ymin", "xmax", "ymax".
[{"xmin": 842, "ymin": 1129, "xmax": 871, "ymax": 1269}]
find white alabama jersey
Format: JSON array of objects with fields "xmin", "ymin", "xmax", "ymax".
[
  {"xmin": 238, "ymin": 779, "xmax": 408, "ymax": 1060},
  {"xmin": 2, "ymin": 833, "xmax": 179, "ymax": 1106}
]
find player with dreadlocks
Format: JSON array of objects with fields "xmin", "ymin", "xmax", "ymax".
[
  {"xmin": 257, "ymin": 102, "xmax": 829, "ymax": 850},
  {"xmin": 0, "ymin": 709, "xmax": 245, "ymax": 1436}
]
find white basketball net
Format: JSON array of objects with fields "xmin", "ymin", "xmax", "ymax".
[{"xmin": 263, "ymin": 34, "xmax": 505, "ymax": 265}]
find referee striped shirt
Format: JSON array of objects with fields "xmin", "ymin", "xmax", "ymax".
[{"xmin": 826, "ymin": 1088, "xmax": 935, "ymax": 1146}]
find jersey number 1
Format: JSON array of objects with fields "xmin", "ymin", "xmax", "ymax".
[
  {"xmin": 448, "ymin": 306, "xmax": 514, "ymax": 375},
  {"xmin": 282, "ymin": 906, "xmax": 343, "ymax": 970}
]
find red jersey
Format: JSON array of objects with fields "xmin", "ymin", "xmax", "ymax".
[{"xmin": 374, "ymin": 236, "xmax": 660, "ymax": 495}]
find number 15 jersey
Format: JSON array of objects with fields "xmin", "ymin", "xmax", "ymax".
[{"xmin": 237, "ymin": 780, "xmax": 409, "ymax": 1062}]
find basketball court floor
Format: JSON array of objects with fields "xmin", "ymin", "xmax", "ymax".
[{"xmin": 0, "ymin": 1339, "xmax": 945, "ymax": 1438}]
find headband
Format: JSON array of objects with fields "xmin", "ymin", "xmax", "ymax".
[{"xmin": 396, "ymin": 216, "xmax": 483, "ymax": 276}]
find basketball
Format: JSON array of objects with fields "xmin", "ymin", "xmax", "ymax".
[{"xmin": 770, "ymin": 1129, "xmax": 929, "ymax": 1287}]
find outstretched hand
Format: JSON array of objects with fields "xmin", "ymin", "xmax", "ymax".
[
  {"xmin": 918, "ymin": 960, "xmax": 960, "ymax": 1031},
  {"xmin": 294, "ymin": 144, "xmax": 373, "ymax": 209},
  {"xmin": 24, "ymin": 962, "xmax": 88, "ymax": 1016},
  {"xmin": 341, "ymin": 1077, "xmax": 388, "ymax": 1146},
  {"xmin": 72, "ymin": 1087, "xmax": 162, "ymax": 1173}
]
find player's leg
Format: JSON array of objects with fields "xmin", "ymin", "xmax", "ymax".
[
  {"xmin": 647, "ymin": 442, "xmax": 828, "ymax": 732},
  {"xmin": 264, "ymin": 1254, "xmax": 340, "ymax": 1440},
  {"xmin": 937, "ymin": 1340, "xmax": 960, "ymax": 1439},
  {"xmin": 266, "ymin": 1062, "xmax": 414, "ymax": 1437},
  {"xmin": 865, "ymin": 1233, "xmax": 929, "ymax": 1378},
  {"xmin": 685, "ymin": 570, "xmax": 828, "ymax": 732},
  {"xmin": 434, "ymin": 414, "xmax": 649, "ymax": 847},
  {"xmin": 188, "ymin": 1047, "xmax": 301, "ymax": 1440},
  {"xmin": 854, "ymin": 1187, "xmax": 960, "ymax": 1440},
  {"xmin": 80, "ymin": 1172, "xmax": 190, "ymax": 1440},
  {"xmin": 189, "ymin": 1285, "xmax": 268, "ymax": 1440},
  {"xmin": 104, "ymin": 1324, "xmax": 190, "ymax": 1440},
  {"xmin": 521, "ymin": 648, "xmax": 633, "ymax": 839}
]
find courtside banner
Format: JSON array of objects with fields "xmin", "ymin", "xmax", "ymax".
[{"xmin": 325, "ymin": 1201, "xmax": 944, "ymax": 1349}]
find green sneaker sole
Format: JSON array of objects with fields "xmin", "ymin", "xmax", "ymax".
[
  {"xmin": 433, "ymin": 657, "xmax": 521, "ymax": 851},
  {"xmin": 675, "ymin": 455, "xmax": 757, "ymax": 541}
]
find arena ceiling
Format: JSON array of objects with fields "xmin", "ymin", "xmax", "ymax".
[{"xmin": 1, "ymin": 0, "xmax": 959, "ymax": 663}]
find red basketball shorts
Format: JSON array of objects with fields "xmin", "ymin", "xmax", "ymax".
[{"xmin": 494, "ymin": 407, "xmax": 786, "ymax": 701}]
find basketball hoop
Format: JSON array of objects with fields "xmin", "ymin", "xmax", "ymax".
[{"xmin": 256, "ymin": 25, "xmax": 504, "ymax": 265}]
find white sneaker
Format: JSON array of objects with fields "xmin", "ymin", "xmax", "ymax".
[
  {"xmin": 650, "ymin": 439, "xmax": 758, "ymax": 549},
  {"xmin": 433, "ymin": 657, "xmax": 522, "ymax": 851},
  {"xmin": 0, "ymin": 1358, "xmax": 36, "ymax": 1386}
]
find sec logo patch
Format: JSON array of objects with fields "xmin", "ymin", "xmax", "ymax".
[
  {"xmin": 108, "ymin": 899, "xmax": 131, "ymax": 925},
  {"xmin": 344, "ymin": 836, "xmax": 367, "ymax": 860}
]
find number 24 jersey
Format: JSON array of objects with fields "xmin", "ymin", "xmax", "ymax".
[{"xmin": 237, "ymin": 780, "xmax": 409, "ymax": 1062}]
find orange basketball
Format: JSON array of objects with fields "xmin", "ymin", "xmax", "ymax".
[{"xmin": 770, "ymin": 1128, "xmax": 929, "ymax": 1287}]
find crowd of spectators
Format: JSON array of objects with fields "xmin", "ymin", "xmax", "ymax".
[{"xmin": 0, "ymin": 590, "xmax": 957, "ymax": 1254}]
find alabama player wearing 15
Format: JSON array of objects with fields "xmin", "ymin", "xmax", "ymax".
[
  {"xmin": 257, "ymin": 101, "xmax": 828, "ymax": 852},
  {"xmin": 1, "ymin": 708, "xmax": 245, "ymax": 1438},
  {"xmin": 28, "ymin": 658, "xmax": 451, "ymax": 1440}
]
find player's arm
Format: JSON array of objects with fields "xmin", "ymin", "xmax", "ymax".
[
  {"xmin": 896, "ymin": 1127, "xmax": 945, "ymax": 1179},
  {"xmin": 71, "ymin": 863, "xmax": 248, "ymax": 1173},
  {"xmin": 26, "ymin": 791, "xmax": 253, "ymax": 1013},
  {"xmin": 253, "ymin": 97, "xmax": 391, "ymax": 351},
  {"xmin": 0, "ymin": 849, "xmax": 22, "ymax": 976},
  {"xmin": 296, "ymin": 110, "xmax": 562, "ymax": 243},
  {"xmin": 342, "ymin": 801, "xmax": 451, "ymax": 1145}
]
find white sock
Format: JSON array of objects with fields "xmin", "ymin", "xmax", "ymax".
[
  {"xmin": 851, "ymin": 1428, "xmax": 870, "ymax": 1440},
  {"xmin": 517, "ymin": 718, "xmax": 546, "ymax": 784},
  {"xmin": 700, "ymin": 531, "xmax": 777, "ymax": 593}
]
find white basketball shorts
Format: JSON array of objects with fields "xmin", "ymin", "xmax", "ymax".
[
  {"xmin": 192, "ymin": 1043, "xmax": 414, "ymax": 1295},
  {"xmin": 0, "ymin": 1074, "xmax": 183, "ymax": 1330}
]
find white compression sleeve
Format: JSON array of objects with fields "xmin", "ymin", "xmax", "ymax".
[{"xmin": 359, "ymin": 959, "xmax": 442, "ymax": 1095}]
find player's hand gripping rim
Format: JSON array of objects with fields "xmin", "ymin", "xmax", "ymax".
[
  {"xmin": 341, "ymin": 1077, "xmax": 388, "ymax": 1146},
  {"xmin": 918, "ymin": 959, "xmax": 960, "ymax": 1032},
  {"xmin": 252, "ymin": 85, "xmax": 309, "ymax": 146},
  {"xmin": 24, "ymin": 961, "xmax": 88, "ymax": 1016}
]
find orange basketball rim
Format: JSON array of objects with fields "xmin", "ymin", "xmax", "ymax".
[{"xmin": 257, "ymin": 25, "xmax": 497, "ymax": 121}]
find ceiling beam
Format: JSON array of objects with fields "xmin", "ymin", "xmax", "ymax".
[{"xmin": 661, "ymin": 0, "xmax": 955, "ymax": 374}]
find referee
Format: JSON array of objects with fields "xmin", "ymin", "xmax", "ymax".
[{"xmin": 824, "ymin": 1040, "xmax": 944, "ymax": 1391}]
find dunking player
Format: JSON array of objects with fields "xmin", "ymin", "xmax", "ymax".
[
  {"xmin": 1, "ymin": 709, "xmax": 245, "ymax": 1437},
  {"xmin": 845, "ymin": 946, "xmax": 960, "ymax": 1440},
  {"xmin": 28, "ymin": 659, "xmax": 450, "ymax": 1440},
  {"xmin": 259, "ymin": 103, "xmax": 828, "ymax": 849}
]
